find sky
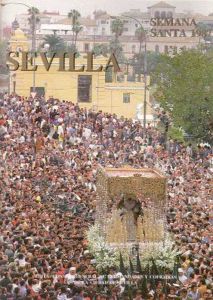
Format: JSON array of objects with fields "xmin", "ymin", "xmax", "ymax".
[{"xmin": 2, "ymin": 0, "xmax": 213, "ymax": 25}]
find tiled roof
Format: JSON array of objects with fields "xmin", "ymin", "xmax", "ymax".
[
  {"xmin": 56, "ymin": 17, "xmax": 96, "ymax": 26},
  {"xmin": 148, "ymin": 1, "xmax": 176, "ymax": 9}
]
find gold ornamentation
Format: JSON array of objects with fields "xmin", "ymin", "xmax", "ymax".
[{"xmin": 96, "ymin": 166, "xmax": 166, "ymax": 245}]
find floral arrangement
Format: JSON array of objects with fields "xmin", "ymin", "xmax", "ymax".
[
  {"xmin": 139, "ymin": 238, "xmax": 181, "ymax": 270},
  {"xmin": 86, "ymin": 224, "xmax": 180, "ymax": 272},
  {"xmin": 86, "ymin": 224, "xmax": 121, "ymax": 272}
]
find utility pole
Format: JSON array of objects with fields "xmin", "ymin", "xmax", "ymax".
[
  {"xmin": 31, "ymin": 8, "xmax": 36, "ymax": 92},
  {"xmin": 143, "ymin": 35, "xmax": 147, "ymax": 131},
  {"xmin": 121, "ymin": 14, "xmax": 148, "ymax": 131}
]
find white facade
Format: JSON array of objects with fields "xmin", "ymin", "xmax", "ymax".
[
  {"xmin": 15, "ymin": 12, "xmax": 66, "ymax": 33},
  {"xmin": 14, "ymin": 1, "xmax": 204, "ymax": 55},
  {"xmin": 37, "ymin": 24, "xmax": 72, "ymax": 36},
  {"xmin": 95, "ymin": 16, "xmax": 112, "ymax": 36},
  {"xmin": 148, "ymin": 2, "xmax": 176, "ymax": 18}
]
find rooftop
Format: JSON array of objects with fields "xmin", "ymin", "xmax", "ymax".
[
  {"xmin": 148, "ymin": 1, "xmax": 176, "ymax": 9},
  {"xmin": 57, "ymin": 17, "xmax": 96, "ymax": 27}
]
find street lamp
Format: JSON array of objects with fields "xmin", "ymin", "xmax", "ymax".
[
  {"xmin": 1, "ymin": 2, "xmax": 37, "ymax": 92},
  {"xmin": 121, "ymin": 14, "xmax": 148, "ymax": 131}
]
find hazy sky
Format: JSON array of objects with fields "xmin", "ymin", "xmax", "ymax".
[{"xmin": 2, "ymin": 0, "xmax": 213, "ymax": 25}]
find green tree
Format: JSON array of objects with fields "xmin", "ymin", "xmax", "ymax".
[
  {"xmin": 110, "ymin": 18, "xmax": 125, "ymax": 63},
  {"xmin": 135, "ymin": 27, "xmax": 146, "ymax": 54},
  {"xmin": 68, "ymin": 9, "xmax": 82, "ymax": 46},
  {"xmin": 111, "ymin": 18, "xmax": 124, "ymax": 41},
  {"xmin": 153, "ymin": 49, "xmax": 213, "ymax": 143},
  {"xmin": 92, "ymin": 43, "xmax": 109, "ymax": 57},
  {"xmin": 196, "ymin": 22, "xmax": 212, "ymax": 42},
  {"xmin": 128, "ymin": 26, "xmax": 146, "ymax": 80},
  {"xmin": 28, "ymin": 7, "xmax": 40, "ymax": 35},
  {"xmin": 66, "ymin": 44, "xmax": 80, "ymax": 56},
  {"xmin": 0, "ymin": 41, "xmax": 8, "ymax": 74},
  {"xmin": 168, "ymin": 126, "xmax": 184, "ymax": 143},
  {"xmin": 73, "ymin": 23, "xmax": 83, "ymax": 47},
  {"xmin": 109, "ymin": 39, "xmax": 124, "ymax": 59},
  {"xmin": 43, "ymin": 34, "xmax": 66, "ymax": 53},
  {"xmin": 130, "ymin": 51, "xmax": 163, "ymax": 79}
]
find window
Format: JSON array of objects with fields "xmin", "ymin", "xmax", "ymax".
[
  {"xmin": 101, "ymin": 27, "xmax": 106, "ymax": 35},
  {"xmin": 101, "ymin": 20, "xmax": 106, "ymax": 24},
  {"xmin": 78, "ymin": 75, "xmax": 92, "ymax": 102},
  {"xmin": 132, "ymin": 45, "xmax": 136, "ymax": 53},
  {"xmin": 124, "ymin": 28, "xmax": 128, "ymax": 31},
  {"xmin": 155, "ymin": 45, "xmax": 159, "ymax": 53},
  {"xmin": 167, "ymin": 11, "xmax": 173, "ymax": 18},
  {"xmin": 30, "ymin": 87, "xmax": 45, "ymax": 97},
  {"xmin": 154, "ymin": 11, "xmax": 160, "ymax": 18},
  {"xmin": 84, "ymin": 43, "xmax": 89, "ymax": 52},
  {"xmin": 123, "ymin": 93, "xmax": 130, "ymax": 103},
  {"xmin": 105, "ymin": 66, "xmax": 113, "ymax": 83},
  {"xmin": 164, "ymin": 45, "xmax": 168, "ymax": 54},
  {"xmin": 161, "ymin": 11, "xmax": 166, "ymax": 19}
]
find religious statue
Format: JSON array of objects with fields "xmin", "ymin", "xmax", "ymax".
[{"xmin": 117, "ymin": 192, "xmax": 143, "ymax": 242}]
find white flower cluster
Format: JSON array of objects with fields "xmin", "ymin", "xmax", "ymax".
[
  {"xmin": 87, "ymin": 225, "xmax": 179, "ymax": 271},
  {"xmin": 139, "ymin": 237, "xmax": 181, "ymax": 270},
  {"xmin": 86, "ymin": 225, "xmax": 120, "ymax": 271}
]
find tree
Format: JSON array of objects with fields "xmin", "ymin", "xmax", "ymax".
[
  {"xmin": 130, "ymin": 51, "xmax": 163, "ymax": 79},
  {"xmin": 153, "ymin": 49, "xmax": 213, "ymax": 143},
  {"xmin": 196, "ymin": 22, "xmax": 212, "ymax": 42},
  {"xmin": 66, "ymin": 44, "xmax": 80, "ymax": 56},
  {"xmin": 43, "ymin": 34, "xmax": 66, "ymax": 53},
  {"xmin": 28, "ymin": 7, "xmax": 40, "ymax": 35},
  {"xmin": 109, "ymin": 18, "xmax": 126, "ymax": 63},
  {"xmin": 111, "ymin": 18, "xmax": 124, "ymax": 41},
  {"xmin": 135, "ymin": 27, "xmax": 146, "ymax": 54},
  {"xmin": 0, "ymin": 41, "xmax": 8, "ymax": 74},
  {"xmin": 73, "ymin": 23, "xmax": 83, "ymax": 47},
  {"xmin": 68, "ymin": 9, "xmax": 82, "ymax": 46},
  {"xmin": 92, "ymin": 43, "xmax": 109, "ymax": 57},
  {"xmin": 109, "ymin": 39, "xmax": 124, "ymax": 59}
]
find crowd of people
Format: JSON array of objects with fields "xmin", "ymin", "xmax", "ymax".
[{"xmin": 0, "ymin": 93, "xmax": 212, "ymax": 300}]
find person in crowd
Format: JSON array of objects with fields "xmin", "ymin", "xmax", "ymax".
[{"xmin": 0, "ymin": 93, "xmax": 212, "ymax": 299}]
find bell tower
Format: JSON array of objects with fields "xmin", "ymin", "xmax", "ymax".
[{"xmin": 9, "ymin": 28, "xmax": 29, "ymax": 52}]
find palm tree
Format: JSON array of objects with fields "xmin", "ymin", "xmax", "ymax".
[
  {"xmin": 43, "ymin": 34, "xmax": 66, "ymax": 54},
  {"xmin": 110, "ymin": 18, "xmax": 125, "ymax": 60},
  {"xmin": 28, "ymin": 7, "xmax": 40, "ymax": 35},
  {"xmin": 135, "ymin": 27, "xmax": 146, "ymax": 54},
  {"xmin": 111, "ymin": 18, "xmax": 124, "ymax": 41},
  {"xmin": 73, "ymin": 23, "xmax": 83, "ymax": 47},
  {"xmin": 68, "ymin": 9, "xmax": 81, "ymax": 45}
]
